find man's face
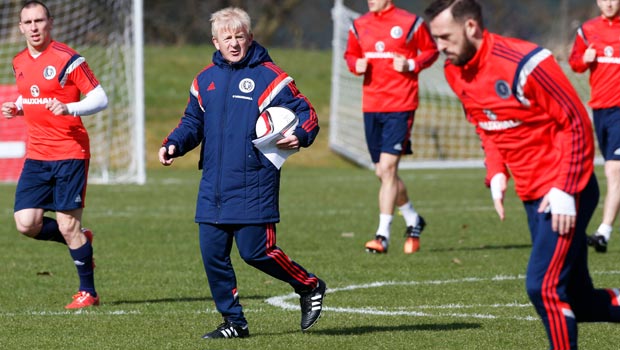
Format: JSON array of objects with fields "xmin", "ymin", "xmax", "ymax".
[
  {"xmin": 212, "ymin": 28, "xmax": 253, "ymax": 64},
  {"xmin": 19, "ymin": 4, "xmax": 53, "ymax": 52},
  {"xmin": 429, "ymin": 9, "xmax": 477, "ymax": 66},
  {"xmin": 367, "ymin": 0, "xmax": 391, "ymax": 13},
  {"xmin": 598, "ymin": 0, "xmax": 620, "ymax": 19}
]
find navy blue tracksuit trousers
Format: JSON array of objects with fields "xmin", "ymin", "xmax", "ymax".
[
  {"xmin": 523, "ymin": 174, "xmax": 620, "ymax": 349},
  {"xmin": 198, "ymin": 222, "xmax": 319, "ymax": 326}
]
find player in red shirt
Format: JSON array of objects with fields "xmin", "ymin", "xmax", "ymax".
[
  {"xmin": 569, "ymin": 0, "xmax": 620, "ymax": 253},
  {"xmin": 425, "ymin": 0, "xmax": 620, "ymax": 348},
  {"xmin": 344, "ymin": 0, "xmax": 438, "ymax": 254},
  {"xmin": 1, "ymin": 1, "xmax": 108, "ymax": 309}
]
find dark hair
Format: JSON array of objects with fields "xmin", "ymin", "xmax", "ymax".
[
  {"xmin": 21, "ymin": 0, "xmax": 52, "ymax": 19},
  {"xmin": 424, "ymin": 0, "xmax": 484, "ymax": 30}
]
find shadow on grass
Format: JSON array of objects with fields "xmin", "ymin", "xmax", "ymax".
[
  {"xmin": 106, "ymin": 294, "xmax": 271, "ymax": 306},
  {"xmin": 428, "ymin": 244, "xmax": 531, "ymax": 252},
  {"xmin": 255, "ymin": 322, "xmax": 482, "ymax": 336},
  {"xmin": 310, "ymin": 322, "xmax": 481, "ymax": 336}
]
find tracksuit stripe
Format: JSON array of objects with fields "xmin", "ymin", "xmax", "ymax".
[
  {"xmin": 264, "ymin": 224, "xmax": 314, "ymax": 286},
  {"xmin": 541, "ymin": 226, "xmax": 574, "ymax": 349}
]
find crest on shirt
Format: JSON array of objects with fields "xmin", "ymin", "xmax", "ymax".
[
  {"xmin": 238, "ymin": 78, "xmax": 255, "ymax": 93},
  {"xmin": 390, "ymin": 26, "xmax": 403, "ymax": 39},
  {"xmin": 375, "ymin": 41, "xmax": 385, "ymax": 52},
  {"xmin": 43, "ymin": 65, "xmax": 56, "ymax": 80},
  {"xmin": 30, "ymin": 85, "xmax": 40, "ymax": 97},
  {"xmin": 604, "ymin": 46, "xmax": 614, "ymax": 57},
  {"xmin": 494, "ymin": 80, "xmax": 511, "ymax": 99}
]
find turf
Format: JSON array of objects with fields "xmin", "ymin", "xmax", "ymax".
[{"xmin": 1, "ymin": 166, "xmax": 619, "ymax": 350}]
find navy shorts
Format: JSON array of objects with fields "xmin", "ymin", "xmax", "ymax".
[
  {"xmin": 363, "ymin": 111, "xmax": 415, "ymax": 163},
  {"xmin": 593, "ymin": 107, "xmax": 620, "ymax": 161},
  {"xmin": 14, "ymin": 159, "xmax": 89, "ymax": 212}
]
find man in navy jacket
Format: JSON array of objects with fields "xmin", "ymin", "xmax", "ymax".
[{"xmin": 158, "ymin": 6, "xmax": 325, "ymax": 339}]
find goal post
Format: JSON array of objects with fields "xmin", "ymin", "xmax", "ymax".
[
  {"xmin": 0, "ymin": 0, "xmax": 145, "ymax": 184},
  {"xmin": 330, "ymin": 0, "xmax": 593, "ymax": 169}
]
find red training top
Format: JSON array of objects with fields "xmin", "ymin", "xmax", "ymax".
[
  {"xmin": 445, "ymin": 31, "xmax": 594, "ymax": 201},
  {"xmin": 569, "ymin": 15, "xmax": 620, "ymax": 109},
  {"xmin": 12, "ymin": 41, "xmax": 100, "ymax": 160},
  {"xmin": 344, "ymin": 4, "xmax": 438, "ymax": 112}
]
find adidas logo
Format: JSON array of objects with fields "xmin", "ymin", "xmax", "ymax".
[
  {"xmin": 208, "ymin": 81, "xmax": 216, "ymax": 91},
  {"xmin": 74, "ymin": 195, "xmax": 82, "ymax": 203}
]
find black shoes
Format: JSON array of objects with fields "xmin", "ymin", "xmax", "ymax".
[
  {"xmin": 202, "ymin": 320, "xmax": 249, "ymax": 339},
  {"xmin": 587, "ymin": 233, "xmax": 608, "ymax": 253},
  {"xmin": 299, "ymin": 278, "xmax": 326, "ymax": 331}
]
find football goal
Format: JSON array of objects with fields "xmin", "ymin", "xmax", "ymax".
[{"xmin": 330, "ymin": 0, "xmax": 592, "ymax": 169}]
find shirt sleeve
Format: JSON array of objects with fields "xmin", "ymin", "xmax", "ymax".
[
  {"xmin": 409, "ymin": 19, "xmax": 439, "ymax": 74},
  {"xmin": 568, "ymin": 26, "xmax": 590, "ymax": 73},
  {"xmin": 523, "ymin": 54, "xmax": 592, "ymax": 194},
  {"xmin": 344, "ymin": 23, "xmax": 364, "ymax": 75},
  {"xmin": 162, "ymin": 77, "xmax": 205, "ymax": 156}
]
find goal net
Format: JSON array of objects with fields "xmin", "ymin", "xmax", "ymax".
[
  {"xmin": 330, "ymin": 0, "xmax": 593, "ymax": 169},
  {"xmin": 0, "ymin": 0, "xmax": 145, "ymax": 184}
]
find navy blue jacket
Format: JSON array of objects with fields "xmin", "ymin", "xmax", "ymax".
[{"xmin": 163, "ymin": 42, "xmax": 320, "ymax": 224}]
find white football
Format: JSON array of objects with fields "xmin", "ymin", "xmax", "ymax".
[{"xmin": 255, "ymin": 106, "xmax": 298, "ymax": 139}]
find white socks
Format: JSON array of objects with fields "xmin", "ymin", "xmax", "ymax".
[
  {"xmin": 597, "ymin": 223, "xmax": 612, "ymax": 241},
  {"xmin": 398, "ymin": 201, "xmax": 419, "ymax": 227},
  {"xmin": 376, "ymin": 202, "xmax": 419, "ymax": 239},
  {"xmin": 376, "ymin": 214, "xmax": 392, "ymax": 239}
]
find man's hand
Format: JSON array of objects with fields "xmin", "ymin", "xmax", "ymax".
[
  {"xmin": 45, "ymin": 98, "xmax": 70, "ymax": 116},
  {"xmin": 275, "ymin": 134, "xmax": 299, "ymax": 150},
  {"xmin": 1, "ymin": 102, "xmax": 19, "ymax": 119},
  {"xmin": 490, "ymin": 173, "xmax": 507, "ymax": 220},
  {"xmin": 393, "ymin": 54, "xmax": 412, "ymax": 72},
  {"xmin": 158, "ymin": 145, "xmax": 177, "ymax": 166},
  {"xmin": 538, "ymin": 188, "xmax": 576, "ymax": 235},
  {"xmin": 355, "ymin": 58, "xmax": 368, "ymax": 74},
  {"xmin": 583, "ymin": 44, "xmax": 596, "ymax": 64}
]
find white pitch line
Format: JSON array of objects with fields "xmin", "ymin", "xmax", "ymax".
[{"xmin": 264, "ymin": 274, "xmax": 541, "ymax": 321}]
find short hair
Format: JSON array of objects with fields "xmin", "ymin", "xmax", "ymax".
[
  {"xmin": 424, "ymin": 0, "xmax": 484, "ymax": 30},
  {"xmin": 21, "ymin": 0, "xmax": 52, "ymax": 20},
  {"xmin": 210, "ymin": 7, "xmax": 252, "ymax": 38}
]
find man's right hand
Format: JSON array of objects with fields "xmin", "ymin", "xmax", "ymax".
[
  {"xmin": 158, "ymin": 145, "xmax": 177, "ymax": 166},
  {"xmin": 355, "ymin": 58, "xmax": 368, "ymax": 74},
  {"xmin": 1, "ymin": 102, "xmax": 18, "ymax": 118},
  {"xmin": 583, "ymin": 44, "xmax": 596, "ymax": 64}
]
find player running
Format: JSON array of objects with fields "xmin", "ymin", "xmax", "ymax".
[
  {"xmin": 344, "ymin": 0, "xmax": 438, "ymax": 254},
  {"xmin": 425, "ymin": 0, "xmax": 620, "ymax": 348},
  {"xmin": 569, "ymin": 0, "xmax": 620, "ymax": 253},
  {"xmin": 1, "ymin": 0, "xmax": 108, "ymax": 309}
]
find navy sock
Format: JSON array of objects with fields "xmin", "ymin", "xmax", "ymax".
[
  {"xmin": 35, "ymin": 217, "xmax": 66, "ymax": 244},
  {"xmin": 69, "ymin": 241, "xmax": 97, "ymax": 297}
]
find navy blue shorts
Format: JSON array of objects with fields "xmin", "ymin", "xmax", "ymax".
[
  {"xmin": 14, "ymin": 159, "xmax": 89, "ymax": 212},
  {"xmin": 363, "ymin": 111, "xmax": 415, "ymax": 163},
  {"xmin": 593, "ymin": 107, "xmax": 620, "ymax": 161}
]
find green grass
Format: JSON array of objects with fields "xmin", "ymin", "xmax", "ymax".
[{"xmin": 1, "ymin": 166, "xmax": 619, "ymax": 349}]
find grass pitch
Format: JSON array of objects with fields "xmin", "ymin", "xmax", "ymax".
[{"xmin": 1, "ymin": 166, "xmax": 619, "ymax": 350}]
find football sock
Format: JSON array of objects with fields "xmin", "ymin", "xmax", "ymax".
[
  {"xmin": 376, "ymin": 214, "xmax": 392, "ymax": 240},
  {"xmin": 596, "ymin": 224, "xmax": 612, "ymax": 241},
  {"xmin": 69, "ymin": 241, "xmax": 97, "ymax": 297},
  {"xmin": 35, "ymin": 217, "xmax": 66, "ymax": 244},
  {"xmin": 398, "ymin": 201, "xmax": 419, "ymax": 227}
]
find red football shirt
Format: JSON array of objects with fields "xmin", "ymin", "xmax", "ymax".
[
  {"xmin": 445, "ymin": 32, "xmax": 594, "ymax": 201},
  {"xmin": 569, "ymin": 15, "xmax": 620, "ymax": 109},
  {"xmin": 12, "ymin": 41, "xmax": 100, "ymax": 160},
  {"xmin": 344, "ymin": 5, "xmax": 438, "ymax": 112}
]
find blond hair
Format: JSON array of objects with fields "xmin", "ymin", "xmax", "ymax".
[{"xmin": 210, "ymin": 7, "xmax": 252, "ymax": 37}]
